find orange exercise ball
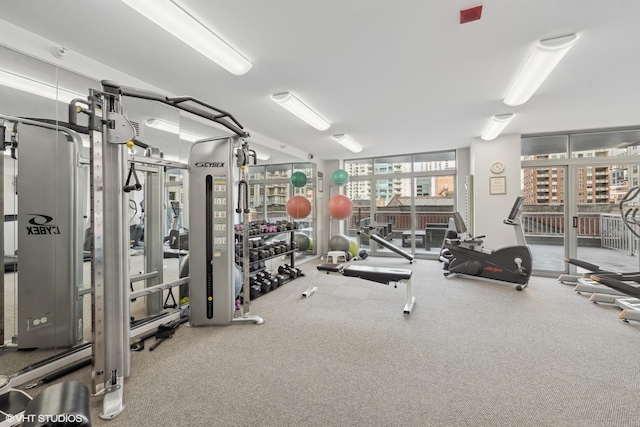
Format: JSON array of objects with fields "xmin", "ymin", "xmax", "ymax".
[
  {"xmin": 286, "ymin": 195, "xmax": 311, "ymax": 219},
  {"xmin": 328, "ymin": 194, "xmax": 353, "ymax": 220}
]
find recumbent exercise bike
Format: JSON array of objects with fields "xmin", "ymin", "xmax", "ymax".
[{"xmin": 439, "ymin": 196, "xmax": 532, "ymax": 291}]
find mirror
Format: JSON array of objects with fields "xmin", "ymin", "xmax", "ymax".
[
  {"xmin": 0, "ymin": 44, "xmax": 99, "ymax": 377},
  {"xmin": 245, "ymin": 161, "xmax": 316, "ymax": 289},
  {"xmin": 123, "ymin": 98, "xmax": 185, "ymax": 326},
  {"xmin": 0, "ymin": 43, "xmax": 319, "ymax": 380}
]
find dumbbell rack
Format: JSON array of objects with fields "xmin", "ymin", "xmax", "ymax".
[{"xmin": 235, "ymin": 227, "xmax": 305, "ymax": 300}]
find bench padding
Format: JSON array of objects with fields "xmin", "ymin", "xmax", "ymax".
[
  {"xmin": 343, "ymin": 265, "xmax": 412, "ymax": 284},
  {"xmin": 316, "ymin": 263, "xmax": 415, "ymax": 314},
  {"xmin": 22, "ymin": 381, "xmax": 91, "ymax": 427},
  {"xmin": 318, "ymin": 263, "xmax": 412, "ymax": 284},
  {"xmin": 317, "ymin": 263, "xmax": 344, "ymax": 273}
]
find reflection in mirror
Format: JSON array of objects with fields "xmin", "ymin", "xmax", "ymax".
[
  {"xmin": 0, "ymin": 41, "xmax": 320, "ymax": 383},
  {"xmin": 247, "ymin": 162, "xmax": 316, "ymax": 276},
  {"xmin": 292, "ymin": 163, "xmax": 315, "ymax": 262},
  {"xmin": 125, "ymin": 99, "xmax": 185, "ymax": 325},
  {"xmin": 0, "ymin": 45, "xmax": 101, "ymax": 378}
]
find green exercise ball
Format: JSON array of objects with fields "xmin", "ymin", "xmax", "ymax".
[
  {"xmin": 332, "ymin": 169, "xmax": 349, "ymax": 186},
  {"xmin": 349, "ymin": 240, "xmax": 358, "ymax": 257},
  {"xmin": 291, "ymin": 171, "xmax": 308, "ymax": 187}
]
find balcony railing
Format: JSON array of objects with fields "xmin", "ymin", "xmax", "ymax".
[{"xmin": 347, "ymin": 210, "xmax": 638, "ymax": 255}]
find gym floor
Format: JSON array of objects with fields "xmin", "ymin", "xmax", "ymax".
[{"xmin": 16, "ymin": 256, "xmax": 640, "ymax": 427}]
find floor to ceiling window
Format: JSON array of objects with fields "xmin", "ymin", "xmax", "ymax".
[
  {"xmin": 344, "ymin": 150, "xmax": 456, "ymax": 259},
  {"xmin": 521, "ymin": 128, "xmax": 640, "ymax": 275}
]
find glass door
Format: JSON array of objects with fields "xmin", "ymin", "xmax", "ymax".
[
  {"xmin": 521, "ymin": 166, "xmax": 568, "ymax": 273},
  {"xmin": 522, "ymin": 128, "xmax": 640, "ymax": 276},
  {"xmin": 573, "ymin": 163, "xmax": 640, "ymax": 273}
]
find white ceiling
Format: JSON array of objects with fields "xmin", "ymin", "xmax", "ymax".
[{"xmin": 1, "ymin": 0, "xmax": 639, "ymax": 160}]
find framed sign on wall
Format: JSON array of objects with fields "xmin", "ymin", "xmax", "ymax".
[{"xmin": 489, "ymin": 176, "xmax": 506, "ymax": 195}]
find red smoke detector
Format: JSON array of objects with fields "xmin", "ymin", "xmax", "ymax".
[{"xmin": 460, "ymin": 5, "xmax": 483, "ymax": 24}]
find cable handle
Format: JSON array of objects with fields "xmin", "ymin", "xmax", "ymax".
[
  {"xmin": 236, "ymin": 180, "xmax": 250, "ymax": 214},
  {"xmin": 123, "ymin": 161, "xmax": 142, "ymax": 192}
]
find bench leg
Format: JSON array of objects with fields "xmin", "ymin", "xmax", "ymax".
[
  {"xmin": 403, "ymin": 278, "xmax": 415, "ymax": 315},
  {"xmin": 302, "ymin": 286, "xmax": 318, "ymax": 298}
]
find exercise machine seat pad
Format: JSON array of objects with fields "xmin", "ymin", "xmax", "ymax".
[
  {"xmin": 317, "ymin": 263, "xmax": 344, "ymax": 273},
  {"xmin": 22, "ymin": 381, "xmax": 91, "ymax": 427},
  {"xmin": 343, "ymin": 265, "xmax": 412, "ymax": 284}
]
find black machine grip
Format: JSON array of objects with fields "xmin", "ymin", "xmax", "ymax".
[
  {"xmin": 101, "ymin": 80, "xmax": 249, "ymax": 138},
  {"xmin": 236, "ymin": 180, "xmax": 250, "ymax": 214},
  {"xmin": 123, "ymin": 163, "xmax": 142, "ymax": 193},
  {"xmin": 123, "ymin": 184, "xmax": 142, "ymax": 192}
]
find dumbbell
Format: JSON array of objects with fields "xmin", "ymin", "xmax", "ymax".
[
  {"xmin": 278, "ymin": 264, "xmax": 300, "ymax": 279},
  {"xmin": 264, "ymin": 271, "xmax": 280, "ymax": 289},
  {"xmin": 269, "ymin": 274, "xmax": 281, "ymax": 289},
  {"xmin": 250, "ymin": 284, "xmax": 261, "ymax": 299},
  {"xmin": 257, "ymin": 277, "xmax": 272, "ymax": 293},
  {"xmin": 289, "ymin": 265, "xmax": 303, "ymax": 278}
]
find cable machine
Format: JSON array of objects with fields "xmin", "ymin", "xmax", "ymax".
[
  {"xmin": 189, "ymin": 137, "xmax": 263, "ymax": 325},
  {"xmin": 70, "ymin": 80, "xmax": 262, "ymax": 419}
]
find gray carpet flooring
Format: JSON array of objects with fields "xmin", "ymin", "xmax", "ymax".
[{"xmin": 20, "ymin": 257, "xmax": 640, "ymax": 426}]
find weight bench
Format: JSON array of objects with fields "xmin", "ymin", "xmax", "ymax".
[{"xmin": 316, "ymin": 263, "xmax": 416, "ymax": 315}]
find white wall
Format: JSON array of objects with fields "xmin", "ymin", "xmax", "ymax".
[{"xmin": 469, "ymin": 133, "xmax": 522, "ymax": 249}]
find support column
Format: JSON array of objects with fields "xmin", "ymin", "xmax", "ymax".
[{"xmin": 89, "ymin": 82, "xmax": 135, "ymax": 420}]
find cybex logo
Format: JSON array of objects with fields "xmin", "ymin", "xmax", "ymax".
[
  {"xmin": 195, "ymin": 162, "xmax": 225, "ymax": 167},
  {"xmin": 26, "ymin": 214, "xmax": 61, "ymax": 235}
]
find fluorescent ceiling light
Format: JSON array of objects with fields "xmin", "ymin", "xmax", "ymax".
[
  {"xmin": 271, "ymin": 92, "xmax": 331, "ymax": 131},
  {"xmin": 0, "ymin": 68, "xmax": 85, "ymax": 104},
  {"xmin": 120, "ymin": 0, "xmax": 252, "ymax": 76},
  {"xmin": 145, "ymin": 118, "xmax": 208, "ymax": 142},
  {"xmin": 331, "ymin": 134, "xmax": 363, "ymax": 153},
  {"xmin": 179, "ymin": 129, "xmax": 206, "ymax": 143},
  {"xmin": 481, "ymin": 114, "xmax": 514, "ymax": 141},
  {"xmin": 503, "ymin": 34, "xmax": 579, "ymax": 106},
  {"xmin": 145, "ymin": 118, "xmax": 179, "ymax": 134}
]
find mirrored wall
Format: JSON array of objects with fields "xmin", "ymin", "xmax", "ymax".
[
  {"xmin": 0, "ymin": 43, "xmax": 317, "ymax": 380},
  {"xmin": 248, "ymin": 162, "xmax": 317, "ymax": 266}
]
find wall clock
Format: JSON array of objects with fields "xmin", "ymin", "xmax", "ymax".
[{"xmin": 490, "ymin": 161, "xmax": 505, "ymax": 174}]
